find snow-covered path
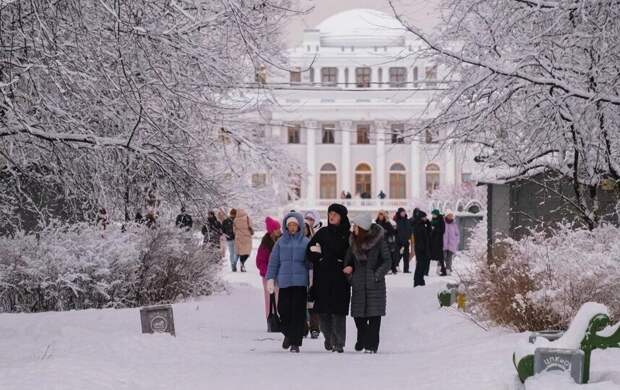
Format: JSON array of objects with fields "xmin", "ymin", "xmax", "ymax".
[{"xmin": 1, "ymin": 258, "xmax": 619, "ymax": 390}]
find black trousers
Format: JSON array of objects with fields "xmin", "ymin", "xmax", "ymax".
[
  {"xmin": 320, "ymin": 313, "xmax": 346, "ymax": 349},
  {"xmin": 278, "ymin": 286, "xmax": 307, "ymax": 347},
  {"xmin": 414, "ymin": 253, "xmax": 429, "ymax": 287},
  {"xmin": 354, "ymin": 317, "xmax": 382, "ymax": 351},
  {"xmin": 396, "ymin": 242, "xmax": 410, "ymax": 272},
  {"xmin": 239, "ymin": 254, "xmax": 249, "ymax": 265}
]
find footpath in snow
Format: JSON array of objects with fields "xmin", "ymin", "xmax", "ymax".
[{"xmin": 1, "ymin": 258, "xmax": 619, "ymax": 390}]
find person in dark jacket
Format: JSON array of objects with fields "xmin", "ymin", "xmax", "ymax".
[
  {"xmin": 375, "ymin": 210, "xmax": 398, "ymax": 274},
  {"xmin": 175, "ymin": 206, "xmax": 193, "ymax": 231},
  {"xmin": 201, "ymin": 211, "xmax": 223, "ymax": 248},
  {"xmin": 344, "ymin": 212, "xmax": 391, "ymax": 353},
  {"xmin": 429, "ymin": 209, "xmax": 447, "ymax": 276},
  {"xmin": 266, "ymin": 212, "xmax": 311, "ymax": 353},
  {"xmin": 222, "ymin": 209, "xmax": 238, "ymax": 272},
  {"xmin": 412, "ymin": 208, "xmax": 431, "ymax": 287},
  {"xmin": 394, "ymin": 208, "xmax": 412, "ymax": 273},
  {"xmin": 306, "ymin": 203, "xmax": 351, "ymax": 353}
]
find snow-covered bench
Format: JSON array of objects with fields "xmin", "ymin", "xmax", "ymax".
[{"xmin": 513, "ymin": 302, "xmax": 620, "ymax": 383}]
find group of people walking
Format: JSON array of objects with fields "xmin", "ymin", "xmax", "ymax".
[{"xmin": 257, "ymin": 203, "xmax": 391, "ymax": 354}]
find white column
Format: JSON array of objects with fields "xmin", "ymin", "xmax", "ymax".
[
  {"xmin": 375, "ymin": 120, "xmax": 387, "ymax": 197},
  {"xmin": 411, "ymin": 139, "xmax": 422, "ymax": 202},
  {"xmin": 447, "ymin": 145, "xmax": 458, "ymax": 186},
  {"xmin": 340, "ymin": 120, "xmax": 352, "ymax": 194},
  {"xmin": 305, "ymin": 120, "xmax": 317, "ymax": 206}
]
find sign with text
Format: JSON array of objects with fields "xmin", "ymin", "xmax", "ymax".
[
  {"xmin": 140, "ymin": 304, "xmax": 176, "ymax": 336},
  {"xmin": 534, "ymin": 348, "xmax": 584, "ymax": 384}
]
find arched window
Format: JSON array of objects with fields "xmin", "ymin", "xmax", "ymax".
[
  {"xmin": 355, "ymin": 163, "xmax": 372, "ymax": 197},
  {"xmin": 425, "ymin": 163, "xmax": 440, "ymax": 193},
  {"xmin": 377, "ymin": 68, "xmax": 383, "ymax": 87},
  {"xmin": 389, "ymin": 163, "xmax": 407, "ymax": 199},
  {"xmin": 320, "ymin": 163, "xmax": 338, "ymax": 199},
  {"xmin": 309, "ymin": 67, "xmax": 315, "ymax": 85},
  {"xmin": 344, "ymin": 68, "xmax": 349, "ymax": 87},
  {"xmin": 413, "ymin": 66, "xmax": 419, "ymax": 87}
]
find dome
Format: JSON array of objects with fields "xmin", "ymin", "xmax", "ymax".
[{"xmin": 316, "ymin": 9, "xmax": 407, "ymax": 47}]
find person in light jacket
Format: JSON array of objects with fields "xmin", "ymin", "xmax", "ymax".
[
  {"xmin": 233, "ymin": 208, "xmax": 254, "ymax": 272},
  {"xmin": 443, "ymin": 211, "xmax": 460, "ymax": 275},
  {"xmin": 266, "ymin": 212, "xmax": 311, "ymax": 353},
  {"xmin": 344, "ymin": 212, "xmax": 391, "ymax": 353}
]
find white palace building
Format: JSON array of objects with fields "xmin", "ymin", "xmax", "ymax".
[{"xmin": 254, "ymin": 9, "xmax": 476, "ymax": 211}]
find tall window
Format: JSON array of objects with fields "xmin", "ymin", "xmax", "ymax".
[
  {"xmin": 377, "ymin": 68, "xmax": 383, "ymax": 87},
  {"xmin": 391, "ymin": 123, "xmax": 405, "ymax": 144},
  {"xmin": 309, "ymin": 67, "xmax": 315, "ymax": 85},
  {"xmin": 389, "ymin": 67, "xmax": 407, "ymax": 88},
  {"xmin": 322, "ymin": 124, "xmax": 335, "ymax": 144},
  {"xmin": 344, "ymin": 68, "xmax": 349, "ymax": 87},
  {"xmin": 287, "ymin": 125, "xmax": 300, "ymax": 144},
  {"xmin": 355, "ymin": 67, "xmax": 371, "ymax": 88},
  {"xmin": 426, "ymin": 163, "xmax": 440, "ymax": 193},
  {"xmin": 289, "ymin": 68, "xmax": 301, "ymax": 85},
  {"xmin": 355, "ymin": 163, "xmax": 372, "ymax": 197},
  {"xmin": 321, "ymin": 67, "xmax": 338, "ymax": 86},
  {"xmin": 389, "ymin": 163, "xmax": 407, "ymax": 199},
  {"xmin": 252, "ymin": 173, "xmax": 267, "ymax": 188},
  {"xmin": 425, "ymin": 65, "xmax": 437, "ymax": 86},
  {"xmin": 413, "ymin": 66, "xmax": 419, "ymax": 86},
  {"xmin": 356, "ymin": 124, "xmax": 370, "ymax": 144},
  {"xmin": 319, "ymin": 163, "xmax": 338, "ymax": 199}
]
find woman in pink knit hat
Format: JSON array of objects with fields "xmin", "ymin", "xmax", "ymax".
[{"xmin": 256, "ymin": 216, "xmax": 282, "ymax": 321}]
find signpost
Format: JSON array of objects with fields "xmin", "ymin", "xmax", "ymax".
[{"xmin": 140, "ymin": 304, "xmax": 176, "ymax": 336}]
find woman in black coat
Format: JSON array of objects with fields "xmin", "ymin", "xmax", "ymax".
[
  {"xmin": 429, "ymin": 209, "xmax": 446, "ymax": 276},
  {"xmin": 306, "ymin": 203, "xmax": 351, "ymax": 353},
  {"xmin": 344, "ymin": 212, "xmax": 391, "ymax": 353},
  {"xmin": 394, "ymin": 207, "xmax": 412, "ymax": 273},
  {"xmin": 412, "ymin": 208, "xmax": 431, "ymax": 287},
  {"xmin": 375, "ymin": 210, "xmax": 398, "ymax": 274}
]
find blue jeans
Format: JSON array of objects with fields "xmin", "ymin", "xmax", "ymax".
[{"xmin": 226, "ymin": 240, "xmax": 238, "ymax": 270}]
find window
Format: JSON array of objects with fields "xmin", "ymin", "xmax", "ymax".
[
  {"xmin": 289, "ymin": 68, "xmax": 301, "ymax": 85},
  {"xmin": 287, "ymin": 125, "xmax": 300, "ymax": 144},
  {"xmin": 322, "ymin": 124, "xmax": 335, "ymax": 144},
  {"xmin": 356, "ymin": 124, "xmax": 370, "ymax": 144},
  {"xmin": 378, "ymin": 68, "xmax": 383, "ymax": 86},
  {"xmin": 355, "ymin": 163, "xmax": 372, "ymax": 197},
  {"xmin": 426, "ymin": 163, "xmax": 440, "ymax": 193},
  {"xmin": 461, "ymin": 173, "xmax": 473, "ymax": 183},
  {"xmin": 389, "ymin": 67, "xmax": 407, "ymax": 88},
  {"xmin": 309, "ymin": 67, "xmax": 315, "ymax": 85},
  {"xmin": 252, "ymin": 173, "xmax": 267, "ymax": 188},
  {"xmin": 321, "ymin": 67, "xmax": 338, "ymax": 86},
  {"xmin": 425, "ymin": 128, "xmax": 439, "ymax": 143},
  {"xmin": 319, "ymin": 163, "xmax": 337, "ymax": 199},
  {"xmin": 391, "ymin": 123, "xmax": 405, "ymax": 144},
  {"xmin": 389, "ymin": 163, "xmax": 407, "ymax": 199},
  {"xmin": 344, "ymin": 68, "xmax": 349, "ymax": 87},
  {"xmin": 355, "ymin": 67, "xmax": 371, "ymax": 88},
  {"xmin": 413, "ymin": 67, "xmax": 419, "ymax": 86},
  {"xmin": 425, "ymin": 65, "xmax": 437, "ymax": 86}
]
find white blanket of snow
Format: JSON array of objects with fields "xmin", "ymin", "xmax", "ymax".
[{"xmin": 1, "ymin": 257, "xmax": 619, "ymax": 390}]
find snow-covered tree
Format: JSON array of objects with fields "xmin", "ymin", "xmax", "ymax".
[
  {"xmin": 0, "ymin": 0, "xmax": 298, "ymax": 233},
  {"xmin": 391, "ymin": 0, "xmax": 620, "ymax": 228}
]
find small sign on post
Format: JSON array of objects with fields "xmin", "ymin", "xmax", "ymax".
[
  {"xmin": 534, "ymin": 348, "xmax": 584, "ymax": 384},
  {"xmin": 140, "ymin": 304, "xmax": 176, "ymax": 336}
]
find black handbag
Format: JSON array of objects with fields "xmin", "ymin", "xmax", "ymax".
[{"xmin": 267, "ymin": 293, "xmax": 281, "ymax": 333}]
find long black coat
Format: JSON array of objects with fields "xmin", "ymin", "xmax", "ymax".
[
  {"xmin": 430, "ymin": 216, "xmax": 445, "ymax": 261},
  {"xmin": 307, "ymin": 224, "xmax": 351, "ymax": 315},
  {"xmin": 345, "ymin": 224, "xmax": 391, "ymax": 318},
  {"xmin": 395, "ymin": 215, "xmax": 412, "ymax": 245},
  {"xmin": 412, "ymin": 216, "xmax": 431, "ymax": 259}
]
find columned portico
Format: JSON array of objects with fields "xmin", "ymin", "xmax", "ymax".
[
  {"xmin": 305, "ymin": 120, "xmax": 318, "ymax": 202},
  {"xmin": 340, "ymin": 120, "xmax": 352, "ymax": 194},
  {"xmin": 375, "ymin": 120, "xmax": 387, "ymax": 195}
]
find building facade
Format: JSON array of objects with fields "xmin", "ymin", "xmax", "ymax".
[{"xmin": 258, "ymin": 9, "xmax": 476, "ymax": 210}]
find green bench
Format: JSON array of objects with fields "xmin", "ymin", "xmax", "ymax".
[{"xmin": 513, "ymin": 302, "xmax": 620, "ymax": 383}]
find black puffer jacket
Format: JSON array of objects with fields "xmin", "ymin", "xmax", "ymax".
[
  {"xmin": 430, "ymin": 214, "xmax": 445, "ymax": 261},
  {"xmin": 394, "ymin": 208, "xmax": 412, "ymax": 245},
  {"xmin": 345, "ymin": 224, "xmax": 391, "ymax": 318},
  {"xmin": 306, "ymin": 204, "xmax": 351, "ymax": 315},
  {"xmin": 411, "ymin": 208, "xmax": 431, "ymax": 258}
]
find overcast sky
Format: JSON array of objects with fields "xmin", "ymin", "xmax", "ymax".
[{"xmin": 285, "ymin": 0, "xmax": 441, "ymax": 47}]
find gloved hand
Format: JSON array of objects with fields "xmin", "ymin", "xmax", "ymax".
[
  {"xmin": 310, "ymin": 243, "xmax": 322, "ymax": 253},
  {"xmin": 267, "ymin": 279, "xmax": 275, "ymax": 294}
]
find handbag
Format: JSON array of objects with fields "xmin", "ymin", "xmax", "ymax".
[{"xmin": 267, "ymin": 293, "xmax": 281, "ymax": 333}]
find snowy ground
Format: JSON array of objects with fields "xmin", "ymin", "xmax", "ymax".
[{"xmin": 1, "ymin": 253, "xmax": 619, "ymax": 390}]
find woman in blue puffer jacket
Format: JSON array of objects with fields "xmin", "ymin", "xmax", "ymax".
[{"xmin": 266, "ymin": 211, "xmax": 311, "ymax": 353}]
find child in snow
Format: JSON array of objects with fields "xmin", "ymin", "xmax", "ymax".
[
  {"xmin": 256, "ymin": 216, "xmax": 282, "ymax": 321},
  {"xmin": 266, "ymin": 212, "xmax": 311, "ymax": 353}
]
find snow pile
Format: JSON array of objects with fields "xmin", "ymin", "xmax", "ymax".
[
  {"xmin": 526, "ymin": 371, "xmax": 620, "ymax": 390},
  {"xmin": 461, "ymin": 222, "xmax": 620, "ymax": 331},
  {"xmin": 0, "ymin": 223, "xmax": 223, "ymax": 313}
]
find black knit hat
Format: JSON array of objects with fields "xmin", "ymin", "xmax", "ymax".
[{"xmin": 328, "ymin": 203, "xmax": 348, "ymax": 217}]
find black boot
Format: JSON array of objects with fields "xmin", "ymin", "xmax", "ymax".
[
  {"xmin": 282, "ymin": 337, "xmax": 290, "ymax": 350},
  {"xmin": 290, "ymin": 345, "xmax": 300, "ymax": 353},
  {"xmin": 355, "ymin": 341, "xmax": 363, "ymax": 351},
  {"xmin": 324, "ymin": 340, "xmax": 332, "ymax": 351}
]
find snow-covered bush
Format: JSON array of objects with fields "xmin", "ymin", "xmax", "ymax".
[
  {"xmin": 0, "ymin": 223, "xmax": 223, "ymax": 312},
  {"xmin": 461, "ymin": 222, "xmax": 620, "ymax": 331}
]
